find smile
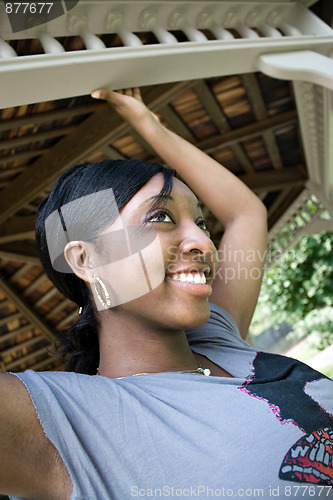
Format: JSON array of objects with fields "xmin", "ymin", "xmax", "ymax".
[{"xmin": 169, "ymin": 272, "xmax": 207, "ymax": 285}]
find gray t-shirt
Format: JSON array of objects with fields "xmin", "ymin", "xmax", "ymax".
[{"xmin": 10, "ymin": 303, "xmax": 333, "ymax": 499}]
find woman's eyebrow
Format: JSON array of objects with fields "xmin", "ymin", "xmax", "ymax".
[
  {"xmin": 138, "ymin": 195, "xmax": 175, "ymax": 208},
  {"xmin": 139, "ymin": 195, "xmax": 200, "ymax": 209}
]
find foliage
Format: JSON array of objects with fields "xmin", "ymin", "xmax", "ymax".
[
  {"xmin": 251, "ymin": 230, "xmax": 333, "ymax": 350},
  {"xmin": 260, "ymin": 231, "xmax": 333, "ymax": 324},
  {"xmin": 290, "ymin": 307, "xmax": 333, "ymax": 351}
]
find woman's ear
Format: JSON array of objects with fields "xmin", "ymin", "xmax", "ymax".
[{"xmin": 64, "ymin": 241, "xmax": 94, "ymax": 283}]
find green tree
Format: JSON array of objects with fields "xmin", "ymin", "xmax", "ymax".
[
  {"xmin": 261, "ymin": 231, "xmax": 333, "ymax": 323},
  {"xmin": 251, "ymin": 231, "xmax": 333, "ymax": 350}
]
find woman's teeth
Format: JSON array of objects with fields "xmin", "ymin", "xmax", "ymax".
[{"xmin": 170, "ymin": 272, "xmax": 207, "ymax": 285}]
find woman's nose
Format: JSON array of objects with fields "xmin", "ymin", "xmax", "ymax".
[{"xmin": 179, "ymin": 225, "xmax": 215, "ymax": 258}]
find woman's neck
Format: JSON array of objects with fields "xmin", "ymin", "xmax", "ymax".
[{"xmin": 96, "ymin": 310, "xmax": 198, "ymax": 379}]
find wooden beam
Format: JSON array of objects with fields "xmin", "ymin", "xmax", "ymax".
[
  {"xmin": 0, "ymin": 102, "xmax": 102, "ymax": 133},
  {"xmin": 241, "ymin": 74, "xmax": 284, "ymax": 169},
  {"xmin": 46, "ymin": 298, "xmax": 75, "ymax": 319},
  {"xmin": 229, "ymin": 144, "xmax": 254, "ymax": 174},
  {"xmin": 239, "ymin": 166, "xmax": 307, "ymax": 191},
  {"xmin": 0, "ymin": 243, "xmax": 40, "ymax": 265},
  {"xmin": 0, "ymin": 149, "xmax": 50, "ymax": 168},
  {"xmin": 56, "ymin": 309, "xmax": 79, "ymax": 330},
  {"xmin": 0, "ymin": 311, "xmax": 22, "ymax": 328},
  {"xmin": 101, "ymin": 145, "xmax": 125, "ymax": 160},
  {"xmin": 197, "ymin": 109, "xmax": 297, "ymax": 155},
  {"xmin": 0, "ymin": 215, "xmax": 35, "ymax": 244},
  {"xmin": 5, "ymin": 346, "xmax": 50, "ymax": 372},
  {"xmin": 194, "ymin": 80, "xmax": 255, "ymax": 173},
  {"xmin": 34, "ymin": 287, "xmax": 58, "ymax": 308},
  {"xmin": 0, "ymin": 271, "xmax": 57, "ymax": 343},
  {"xmin": 0, "ymin": 325, "xmax": 34, "ymax": 345},
  {"xmin": 23, "ymin": 273, "xmax": 47, "ymax": 297},
  {"xmin": 194, "ymin": 80, "xmax": 230, "ymax": 132},
  {"xmin": 0, "ymin": 125, "xmax": 76, "ymax": 151},
  {"xmin": 9, "ymin": 263, "xmax": 33, "ymax": 282},
  {"xmin": 0, "ymin": 81, "xmax": 196, "ymax": 226},
  {"xmin": 159, "ymin": 104, "xmax": 196, "ymax": 142}
]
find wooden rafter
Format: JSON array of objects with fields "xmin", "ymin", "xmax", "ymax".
[
  {"xmin": 0, "ymin": 102, "xmax": 101, "ymax": 133},
  {"xmin": 241, "ymin": 74, "xmax": 284, "ymax": 170},
  {"xmin": 0, "ymin": 271, "xmax": 57, "ymax": 343},
  {"xmin": 0, "ymin": 215, "xmax": 35, "ymax": 244},
  {"xmin": 0, "ymin": 81, "xmax": 196, "ymax": 226},
  {"xmin": 0, "ymin": 243, "xmax": 40, "ymax": 264}
]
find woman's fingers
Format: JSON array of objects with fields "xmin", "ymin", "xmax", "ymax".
[
  {"xmin": 91, "ymin": 88, "xmax": 142, "ymax": 102},
  {"xmin": 91, "ymin": 89, "xmax": 111, "ymax": 100}
]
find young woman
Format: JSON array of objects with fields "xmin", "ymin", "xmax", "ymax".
[{"xmin": 0, "ymin": 89, "xmax": 332, "ymax": 500}]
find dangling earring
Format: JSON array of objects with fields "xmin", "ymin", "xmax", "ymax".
[{"xmin": 93, "ymin": 274, "xmax": 112, "ymax": 309}]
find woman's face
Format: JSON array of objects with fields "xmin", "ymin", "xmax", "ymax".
[{"xmin": 91, "ymin": 173, "xmax": 217, "ymax": 331}]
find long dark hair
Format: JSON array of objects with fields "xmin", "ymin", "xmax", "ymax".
[{"xmin": 36, "ymin": 159, "xmax": 175, "ymax": 374}]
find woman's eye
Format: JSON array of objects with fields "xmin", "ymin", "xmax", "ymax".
[
  {"xmin": 197, "ymin": 219, "xmax": 210, "ymax": 232},
  {"xmin": 149, "ymin": 211, "xmax": 173, "ymax": 223}
]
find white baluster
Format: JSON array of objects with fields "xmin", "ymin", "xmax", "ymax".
[
  {"xmin": 140, "ymin": 9, "xmax": 178, "ymax": 44},
  {"xmin": 267, "ymin": 11, "xmax": 303, "ymax": 37},
  {"xmin": 106, "ymin": 12, "xmax": 142, "ymax": 47},
  {"xmin": 169, "ymin": 9, "xmax": 207, "ymax": 42},
  {"xmin": 223, "ymin": 10, "xmax": 260, "ymax": 39},
  {"xmin": 0, "ymin": 38, "xmax": 17, "ymax": 58},
  {"xmin": 246, "ymin": 9, "xmax": 283, "ymax": 38},
  {"xmin": 197, "ymin": 9, "xmax": 234, "ymax": 41},
  {"xmin": 68, "ymin": 16, "xmax": 106, "ymax": 50},
  {"xmin": 38, "ymin": 31, "xmax": 65, "ymax": 54}
]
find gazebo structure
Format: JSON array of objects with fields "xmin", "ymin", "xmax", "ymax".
[{"xmin": 0, "ymin": 0, "xmax": 332, "ymax": 372}]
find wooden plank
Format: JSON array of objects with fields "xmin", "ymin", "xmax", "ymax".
[
  {"xmin": 101, "ymin": 145, "xmax": 125, "ymax": 159},
  {"xmin": 0, "ymin": 167, "xmax": 25, "ymax": 180},
  {"xmin": 0, "ymin": 271, "xmax": 56, "ymax": 342},
  {"xmin": 262, "ymin": 129, "xmax": 283, "ymax": 170},
  {"xmin": 0, "ymin": 103, "xmax": 101, "ymax": 133},
  {"xmin": 0, "ymin": 324, "xmax": 34, "ymax": 345},
  {"xmin": 0, "ymin": 149, "xmax": 50, "ymax": 168},
  {"xmin": 9, "ymin": 263, "xmax": 33, "ymax": 282},
  {"xmin": 0, "ymin": 311, "xmax": 22, "ymax": 328},
  {"xmin": 197, "ymin": 109, "xmax": 297, "ymax": 154},
  {"xmin": 34, "ymin": 287, "xmax": 58, "ymax": 308},
  {"xmin": 5, "ymin": 345, "xmax": 50, "ymax": 371},
  {"xmin": 241, "ymin": 74, "xmax": 267, "ymax": 121},
  {"xmin": 241, "ymin": 74, "xmax": 284, "ymax": 169},
  {"xmin": 239, "ymin": 166, "xmax": 306, "ymax": 191},
  {"xmin": 46, "ymin": 298, "xmax": 74, "ymax": 319},
  {"xmin": 56, "ymin": 309, "xmax": 79, "ymax": 330},
  {"xmin": 0, "ymin": 81, "xmax": 196, "ymax": 226},
  {"xmin": 0, "ymin": 125, "xmax": 76, "ymax": 151},
  {"xmin": 22, "ymin": 272, "xmax": 47, "ymax": 297},
  {"xmin": 194, "ymin": 80, "xmax": 255, "ymax": 173},
  {"xmin": 159, "ymin": 104, "xmax": 196, "ymax": 142},
  {"xmin": 0, "ymin": 243, "xmax": 40, "ymax": 264},
  {"xmin": 194, "ymin": 80, "xmax": 230, "ymax": 132},
  {"xmin": 229, "ymin": 144, "xmax": 254, "ymax": 174},
  {"xmin": 1, "ymin": 334, "xmax": 45, "ymax": 358},
  {"xmin": 0, "ymin": 215, "xmax": 35, "ymax": 244}
]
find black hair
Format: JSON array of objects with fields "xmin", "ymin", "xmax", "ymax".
[{"xmin": 36, "ymin": 159, "xmax": 175, "ymax": 374}]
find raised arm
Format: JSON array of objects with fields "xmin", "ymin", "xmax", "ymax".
[
  {"xmin": 0, "ymin": 373, "xmax": 72, "ymax": 499},
  {"xmin": 91, "ymin": 88, "xmax": 267, "ymax": 338}
]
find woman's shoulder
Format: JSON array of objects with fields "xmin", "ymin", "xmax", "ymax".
[{"xmin": 186, "ymin": 301, "xmax": 256, "ymax": 351}]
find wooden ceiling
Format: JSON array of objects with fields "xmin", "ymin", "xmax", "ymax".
[{"xmin": 0, "ymin": 1, "xmax": 329, "ymax": 373}]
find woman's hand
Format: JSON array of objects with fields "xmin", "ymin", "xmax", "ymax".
[{"xmin": 91, "ymin": 87, "xmax": 160, "ymax": 127}]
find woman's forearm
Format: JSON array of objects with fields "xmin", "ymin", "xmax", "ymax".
[{"xmin": 131, "ymin": 111, "xmax": 266, "ymax": 226}]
